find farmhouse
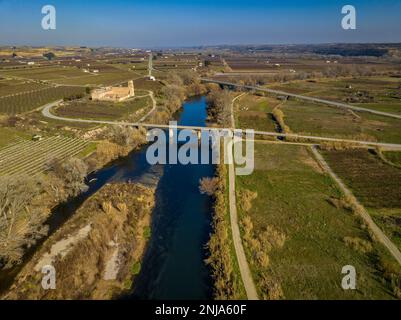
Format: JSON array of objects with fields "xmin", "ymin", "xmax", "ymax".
[{"xmin": 91, "ymin": 80, "xmax": 135, "ymax": 102}]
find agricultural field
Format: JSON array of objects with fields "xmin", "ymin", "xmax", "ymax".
[
  {"xmin": 0, "ymin": 86, "xmax": 87, "ymax": 114},
  {"xmin": 322, "ymin": 149, "xmax": 401, "ymax": 208},
  {"xmin": 54, "ymin": 95, "xmax": 153, "ymax": 121},
  {"xmin": 0, "ymin": 64, "xmax": 137, "ymax": 87},
  {"xmin": 0, "ymin": 66, "xmax": 87, "ymax": 81},
  {"xmin": 0, "ymin": 79, "xmax": 48, "ymax": 97},
  {"xmin": 280, "ymin": 100, "xmax": 401, "ymax": 143},
  {"xmin": 133, "ymin": 78, "xmax": 163, "ymax": 92},
  {"xmin": 153, "ymin": 54, "xmax": 199, "ymax": 71},
  {"xmin": 234, "ymin": 94, "xmax": 278, "ymax": 132},
  {"xmin": 322, "ymin": 149, "xmax": 401, "ymax": 251},
  {"xmin": 0, "ymin": 136, "xmax": 90, "ymax": 177},
  {"xmin": 226, "ymin": 57, "xmax": 276, "ymax": 71},
  {"xmin": 270, "ymin": 77, "xmax": 401, "ymax": 115},
  {"xmin": 235, "ymin": 143, "xmax": 401, "ymax": 299}
]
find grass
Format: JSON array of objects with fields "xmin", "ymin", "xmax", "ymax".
[
  {"xmin": 234, "ymin": 94, "xmax": 278, "ymax": 132},
  {"xmin": 0, "ymin": 127, "xmax": 30, "ymax": 147},
  {"xmin": 235, "ymin": 143, "xmax": 397, "ymax": 299},
  {"xmin": 383, "ymin": 151, "xmax": 401, "ymax": 167},
  {"xmin": 370, "ymin": 208, "xmax": 401, "ymax": 250},
  {"xmin": 77, "ymin": 142, "xmax": 97, "ymax": 158},
  {"xmin": 322, "ymin": 149, "xmax": 401, "ymax": 208}
]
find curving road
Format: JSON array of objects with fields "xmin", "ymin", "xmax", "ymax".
[{"xmin": 201, "ymin": 78, "xmax": 401, "ymax": 120}]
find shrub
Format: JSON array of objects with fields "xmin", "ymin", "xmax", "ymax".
[
  {"xmin": 199, "ymin": 177, "xmax": 220, "ymax": 196},
  {"xmin": 239, "ymin": 189, "xmax": 258, "ymax": 212},
  {"xmin": 343, "ymin": 236, "xmax": 373, "ymax": 253},
  {"xmin": 256, "ymin": 252, "xmax": 270, "ymax": 268},
  {"xmin": 259, "ymin": 273, "xmax": 284, "ymax": 300},
  {"xmin": 131, "ymin": 262, "xmax": 141, "ymax": 275}
]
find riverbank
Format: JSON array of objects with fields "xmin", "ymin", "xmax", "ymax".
[{"xmin": 2, "ymin": 182, "xmax": 155, "ymax": 300}]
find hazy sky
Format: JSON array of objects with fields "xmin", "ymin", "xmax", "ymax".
[{"xmin": 0, "ymin": 0, "xmax": 400, "ymax": 47}]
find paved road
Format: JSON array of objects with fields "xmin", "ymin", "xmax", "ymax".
[
  {"xmin": 311, "ymin": 146, "xmax": 401, "ymax": 267},
  {"xmin": 201, "ymin": 78, "xmax": 401, "ymax": 120},
  {"xmin": 226, "ymin": 139, "xmax": 259, "ymax": 300},
  {"xmin": 227, "ymin": 93, "xmax": 259, "ymax": 300},
  {"xmin": 42, "ymin": 101, "xmax": 401, "ymax": 151},
  {"xmin": 230, "ymin": 93, "xmax": 246, "ymax": 128}
]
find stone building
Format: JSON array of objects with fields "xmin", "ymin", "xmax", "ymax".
[{"xmin": 91, "ymin": 80, "xmax": 135, "ymax": 102}]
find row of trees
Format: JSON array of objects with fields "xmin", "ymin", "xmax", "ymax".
[{"xmin": 224, "ymin": 64, "xmax": 396, "ymax": 88}]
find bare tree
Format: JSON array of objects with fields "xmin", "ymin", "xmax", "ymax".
[
  {"xmin": 47, "ymin": 157, "xmax": 89, "ymax": 199},
  {"xmin": 206, "ymin": 89, "xmax": 232, "ymax": 126},
  {"xmin": 199, "ymin": 177, "xmax": 219, "ymax": 196},
  {"xmin": 0, "ymin": 175, "xmax": 48, "ymax": 269}
]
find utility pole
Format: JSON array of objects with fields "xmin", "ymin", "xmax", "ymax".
[{"xmin": 148, "ymin": 53, "xmax": 153, "ymax": 78}]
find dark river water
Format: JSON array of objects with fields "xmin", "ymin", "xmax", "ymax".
[{"xmin": 0, "ymin": 96, "xmax": 214, "ymax": 300}]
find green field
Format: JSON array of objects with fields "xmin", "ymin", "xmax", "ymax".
[
  {"xmin": 234, "ymin": 94, "xmax": 278, "ymax": 132},
  {"xmin": 235, "ymin": 143, "xmax": 399, "ymax": 299}
]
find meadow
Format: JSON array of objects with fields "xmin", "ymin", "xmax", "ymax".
[{"xmin": 234, "ymin": 94, "xmax": 278, "ymax": 132}]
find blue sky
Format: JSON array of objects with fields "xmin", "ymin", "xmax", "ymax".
[{"xmin": 0, "ymin": 0, "xmax": 400, "ymax": 47}]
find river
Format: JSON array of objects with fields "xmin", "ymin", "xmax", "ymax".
[{"xmin": 0, "ymin": 95, "xmax": 214, "ymax": 300}]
